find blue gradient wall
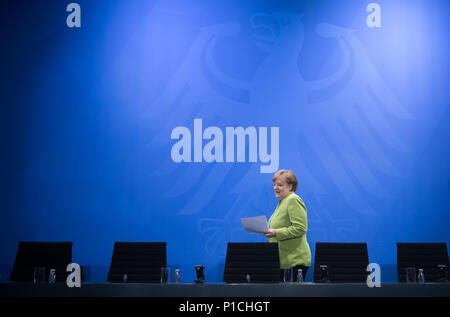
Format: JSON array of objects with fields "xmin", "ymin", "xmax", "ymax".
[{"xmin": 1, "ymin": 0, "xmax": 449, "ymax": 283}]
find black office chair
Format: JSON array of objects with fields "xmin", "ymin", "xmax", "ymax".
[
  {"xmin": 107, "ymin": 242, "xmax": 167, "ymax": 283},
  {"xmin": 223, "ymin": 242, "xmax": 280, "ymax": 283},
  {"xmin": 9, "ymin": 241, "xmax": 73, "ymax": 282},
  {"xmin": 397, "ymin": 242, "xmax": 449, "ymax": 282},
  {"xmin": 313, "ymin": 242, "xmax": 369, "ymax": 283}
]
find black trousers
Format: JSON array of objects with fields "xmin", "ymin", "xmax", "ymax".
[{"xmin": 280, "ymin": 265, "xmax": 309, "ymax": 282}]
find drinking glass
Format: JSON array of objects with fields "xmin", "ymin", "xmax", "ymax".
[
  {"xmin": 283, "ymin": 268, "xmax": 293, "ymax": 283},
  {"xmin": 160, "ymin": 267, "xmax": 170, "ymax": 284},
  {"xmin": 33, "ymin": 267, "xmax": 46, "ymax": 284},
  {"xmin": 406, "ymin": 267, "xmax": 417, "ymax": 283}
]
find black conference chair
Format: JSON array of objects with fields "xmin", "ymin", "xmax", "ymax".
[
  {"xmin": 107, "ymin": 242, "xmax": 167, "ymax": 283},
  {"xmin": 397, "ymin": 242, "xmax": 450, "ymax": 283},
  {"xmin": 9, "ymin": 241, "xmax": 73, "ymax": 282},
  {"xmin": 313, "ymin": 242, "xmax": 369, "ymax": 283},
  {"xmin": 223, "ymin": 242, "xmax": 280, "ymax": 283}
]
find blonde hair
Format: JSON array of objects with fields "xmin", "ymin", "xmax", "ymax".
[{"xmin": 272, "ymin": 169, "xmax": 298, "ymax": 192}]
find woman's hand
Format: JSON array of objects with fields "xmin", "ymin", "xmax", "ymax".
[{"xmin": 263, "ymin": 229, "xmax": 277, "ymax": 238}]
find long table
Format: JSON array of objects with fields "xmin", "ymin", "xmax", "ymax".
[{"xmin": 1, "ymin": 282, "xmax": 450, "ymax": 297}]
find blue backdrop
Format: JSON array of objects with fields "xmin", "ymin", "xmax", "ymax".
[{"xmin": 1, "ymin": 0, "xmax": 449, "ymax": 283}]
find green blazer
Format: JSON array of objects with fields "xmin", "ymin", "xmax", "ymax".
[{"xmin": 268, "ymin": 191, "xmax": 311, "ymax": 269}]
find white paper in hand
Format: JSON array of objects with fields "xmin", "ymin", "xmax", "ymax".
[{"xmin": 241, "ymin": 215, "xmax": 269, "ymax": 234}]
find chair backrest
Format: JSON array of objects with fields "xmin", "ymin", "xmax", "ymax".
[
  {"xmin": 9, "ymin": 241, "xmax": 73, "ymax": 282},
  {"xmin": 313, "ymin": 242, "xmax": 369, "ymax": 283},
  {"xmin": 223, "ymin": 242, "xmax": 280, "ymax": 283},
  {"xmin": 397, "ymin": 242, "xmax": 449, "ymax": 282},
  {"xmin": 107, "ymin": 242, "xmax": 167, "ymax": 283}
]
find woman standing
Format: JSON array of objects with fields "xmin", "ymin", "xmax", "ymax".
[{"xmin": 264, "ymin": 169, "xmax": 311, "ymax": 281}]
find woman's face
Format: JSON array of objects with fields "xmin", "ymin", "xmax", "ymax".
[{"xmin": 273, "ymin": 176, "xmax": 292, "ymax": 200}]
